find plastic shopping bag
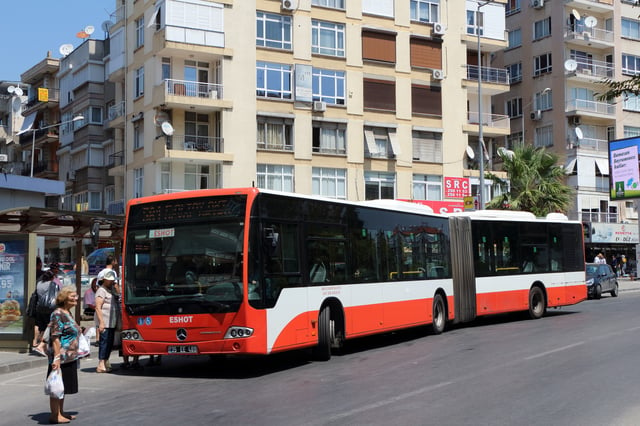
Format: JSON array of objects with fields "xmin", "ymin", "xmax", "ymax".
[
  {"xmin": 77, "ymin": 333, "xmax": 91, "ymax": 359},
  {"xmin": 84, "ymin": 326, "xmax": 96, "ymax": 340},
  {"xmin": 44, "ymin": 369, "xmax": 64, "ymax": 400}
]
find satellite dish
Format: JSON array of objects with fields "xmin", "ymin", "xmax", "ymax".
[
  {"xmin": 574, "ymin": 127, "xmax": 583, "ymax": 140},
  {"xmin": 564, "ymin": 59, "xmax": 578, "ymax": 72},
  {"xmin": 154, "ymin": 111, "xmax": 169, "ymax": 126},
  {"xmin": 84, "ymin": 25, "xmax": 95, "ymax": 35},
  {"xmin": 572, "ymin": 9, "xmax": 581, "ymax": 21},
  {"xmin": 584, "ymin": 16, "xmax": 598, "ymax": 28},
  {"xmin": 7, "ymin": 86, "xmax": 15, "ymax": 94},
  {"xmin": 161, "ymin": 121, "xmax": 175, "ymax": 136},
  {"xmin": 59, "ymin": 44, "xmax": 73, "ymax": 56},
  {"xmin": 466, "ymin": 145, "xmax": 475, "ymax": 160},
  {"xmin": 14, "ymin": 87, "xmax": 23, "ymax": 97},
  {"xmin": 77, "ymin": 30, "xmax": 89, "ymax": 39},
  {"xmin": 497, "ymin": 147, "xmax": 515, "ymax": 159},
  {"xmin": 11, "ymin": 97, "xmax": 21, "ymax": 112},
  {"xmin": 101, "ymin": 20, "xmax": 114, "ymax": 33}
]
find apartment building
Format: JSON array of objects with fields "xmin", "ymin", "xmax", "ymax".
[
  {"xmin": 104, "ymin": 0, "xmax": 509, "ymax": 209},
  {"xmin": 496, "ymin": 0, "xmax": 639, "ymax": 260},
  {"xmin": 0, "ymin": 80, "xmax": 25, "ymax": 172}
]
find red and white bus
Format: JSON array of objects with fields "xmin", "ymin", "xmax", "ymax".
[{"xmin": 120, "ymin": 188, "xmax": 586, "ymax": 360}]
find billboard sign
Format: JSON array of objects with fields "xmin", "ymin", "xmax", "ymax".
[{"xmin": 609, "ymin": 136, "xmax": 640, "ymax": 201}]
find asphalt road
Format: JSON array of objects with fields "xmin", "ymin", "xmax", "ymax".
[{"xmin": 2, "ymin": 291, "xmax": 640, "ymax": 426}]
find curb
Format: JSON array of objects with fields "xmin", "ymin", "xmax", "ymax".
[{"xmin": 0, "ymin": 357, "xmax": 48, "ymax": 375}]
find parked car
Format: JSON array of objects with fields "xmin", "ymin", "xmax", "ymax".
[{"xmin": 586, "ymin": 263, "xmax": 619, "ymax": 299}]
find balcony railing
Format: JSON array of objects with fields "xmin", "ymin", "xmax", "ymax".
[
  {"xmin": 168, "ymin": 134, "xmax": 224, "ymax": 152},
  {"xmin": 107, "ymin": 151, "xmax": 124, "ymax": 167},
  {"xmin": 164, "ymin": 79, "xmax": 224, "ymax": 99},
  {"xmin": 567, "ymin": 58, "xmax": 614, "ymax": 79},
  {"xmin": 108, "ymin": 101, "xmax": 125, "ymax": 121},
  {"xmin": 110, "ymin": 6, "xmax": 125, "ymax": 24},
  {"xmin": 465, "ymin": 65, "xmax": 509, "ymax": 85},
  {"xmin": 564, "ymin": 25, "xmax": 614, "ymax": 45},
  {"xmin": 467, "ymin": 112, "xmax": 510, "ymax": 128},
  {"xmin": 18, "ymin": 126, "xmax": 60, "ymax": 145},
  {"xmin": 25, "ymin": 89, "xmax": 60, "ymax": 109},
  {"xmin": 106, "ymin": 199, "xmax": 125, "ymax": 215},
  {"xmin": 565, "ymin": 99, "xmax": 615, "ymax": 115},
  {"xmin": 575, "ymin": 137, "xmax": 609, "ymax": 152}
]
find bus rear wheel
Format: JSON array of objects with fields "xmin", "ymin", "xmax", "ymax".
[
  {"xmin": 528, "ymin": 286, "xmax": 546, "ymax": 319},
  {"xmin": 432, "ymin": 294, "xmax": 446, "ymax": 335},
  {"xmin": 314, "ymin": 306, "xmax": 333, "ymax": 361}
]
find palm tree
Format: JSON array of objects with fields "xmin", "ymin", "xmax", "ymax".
[{"xmin": 486, "ymin": 145, "xmax": 573, "ymax": 217}]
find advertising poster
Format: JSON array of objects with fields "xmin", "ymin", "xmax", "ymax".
[
  {"xmin": 609, "ymin": 136, "xmax": 640, "ymax": 201},
  {"xmin": 0, "ymin": 237, "xmax": 26, "ymax": 336}
]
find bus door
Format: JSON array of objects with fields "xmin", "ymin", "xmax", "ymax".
[{"xmin": 448, "ymin": 216, "xmax": 476, "ymax": 323}]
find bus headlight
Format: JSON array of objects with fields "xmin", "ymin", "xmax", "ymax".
[
  {"xmin": 224, "ymin": 326, "xmax": 254, "ymax": 339},
  {"xmin": 121, "ymin": 329, "xmax": 143, "ymax": 341}
]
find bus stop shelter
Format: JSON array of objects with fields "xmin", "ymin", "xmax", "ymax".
[{"xmin": 0, "ymin": 206, "xmax": 124, "ymax": 351}]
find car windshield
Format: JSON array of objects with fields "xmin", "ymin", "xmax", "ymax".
[
  {"xmin": 586, "ymin": 264, "xmax": 599, "ymax": 278},
  {"xmin": 124, "ymin": 220, "xmax": 245, "ymax": 315}
]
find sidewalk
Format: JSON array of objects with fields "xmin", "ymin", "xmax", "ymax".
[{"xmin": 3, "ymin": 278, "xmax": 640, "ymax": 375}]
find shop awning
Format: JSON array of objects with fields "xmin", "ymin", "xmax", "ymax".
[
  {"xmin": 595, "ymin": 158, "xmax": 609, "ymax": 176},
  {"xmin": 564, "ymin": 158, "xmax": 577, "ymax": 174}
]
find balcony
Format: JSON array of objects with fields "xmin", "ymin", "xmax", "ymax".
[
  {"xmin": 107, "ymin": 101, "xmax": 125, "ymax": 128},
  {"xmin": 157, "ymin": 134, "xmax": 233, "ymax": 163},
  {"xmin": 22, "ymin": 89, "xmax": 60, "ymax": 115},
  {"xmin": 153, "ymin": 79, "xmax": 232, "ymax": 113},
  {"xmin": 18, "ymin": 126, "xmax": 60, "ymax": 147},
  {"xmin": 107, "ymin": 151, "xmax": 124, "ymax": 167},
  {"xmin": 463, "ymin": 65, "xmax": 510, "ymax": 95},
  {"xmin": 464, "ymin": 112, "xmax": 510, "ymax": 137},
  {"xmin": 564, "ymin": 25, "xmax": 614, "ymax": 49},
  {"xmin": 110, "ymin": 6, "xmax": 125, "ymax": 25},
  {"xmin": 169, "ymin": 134, "xmax": 223, "ymax": 153},
  {"xmin": 565, "ymin": 58, "xmax": 614, "ymax": 82},
  {"xmin": 106, "ymin": 199, "xmax": 125, "ymax": 215},
  {"xmin": 564, "ymin": 0, "xmax": 613, "ymax": 14},
  {"xmin": 565, "ymin": 99, "xmax": 615, "ymax": 122}
]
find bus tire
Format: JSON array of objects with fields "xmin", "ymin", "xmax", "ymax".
[
  {"xmin": 594, "ymin": 284, "xmax": 602, "ymax": 300},
  {"xmin": 314, "ymin": 306, "xmax": 332, "ymax": 361},
  {"xmin": 528, "ymin": 286, "xmax": 546, "ymax": 319},
  {"xmin": 432, "ymin": 293, "xmax": 446, "ymax": 335}
]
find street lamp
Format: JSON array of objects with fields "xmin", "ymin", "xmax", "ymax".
[
  {"xmin": 29, "ymin": 115, "xmax": 84, "ymax": 177},
  {"xmin": 521, "ymin": 87, "xmax": 551, "ymax": 145}
]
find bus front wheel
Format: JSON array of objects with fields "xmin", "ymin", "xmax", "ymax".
[
  {"xmin": 314, "ymin": 306, "xmax": 333, "ymax": 361},
  {"xmin": 528, "ymin": 286, "xmax": 546, "ymax": 319},
  {"xmin": 432, "ymin": 294, "xmax": 446, "ymax": 335}
]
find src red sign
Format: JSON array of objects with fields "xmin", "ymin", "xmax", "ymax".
[{"xmin": 444, "ymin": 177, "xmax": 470, "ymax": 198}]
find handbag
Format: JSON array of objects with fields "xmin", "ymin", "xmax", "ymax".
[
  {"xmin": 26, "ymin": 290, "xmax": 38, "ymax": 318},
  {"xmin": 44, "ymin": 369, "xmax": 64, "ymax": 399}
]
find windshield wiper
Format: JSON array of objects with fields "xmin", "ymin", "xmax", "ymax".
[{"xmin": 126, "ymin": 298, "xmax": 169, "ymax": 315}]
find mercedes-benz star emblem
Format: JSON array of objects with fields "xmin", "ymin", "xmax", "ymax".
[{"xmin": 176, "ymin": 328, "xmax": 187, "ymax": 341}]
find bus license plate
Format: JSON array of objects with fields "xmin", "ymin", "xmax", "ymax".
[{"xmin": 167, "ymin": 345, "xmax": 198, "ymax": 354}]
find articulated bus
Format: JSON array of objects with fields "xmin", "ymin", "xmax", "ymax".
[{"xmin": 120, "ymin": 188, "xmax": 586, "ymax": 360}]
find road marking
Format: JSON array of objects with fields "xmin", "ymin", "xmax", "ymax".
[
  {"xmin": 524, "ymin": 341, "xmax": 585, "ymax": 361},
  {"xmin": 322, "ymin": 381, "xmax": 453, "ymax": 423}
]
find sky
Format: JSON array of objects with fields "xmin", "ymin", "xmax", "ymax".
[{"xmin": 0, "ymin": 1, "xmax": 113, "ymax": 83}]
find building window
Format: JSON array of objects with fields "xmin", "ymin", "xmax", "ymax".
[
  {"xmin": 506, "ymin": 63, "xmax": 522, "ymax": 83},
  {"xmin": 312, "ymin": 167, "xmax": 347, "ymax": 199},
  {"xmin": 508, "ymin": 29, "xmax": 521, "ymax": 49},
  {"xmin": 184, "ymin": 112, "xmax": 209, "ymax": 150},
  {"xmin": 365, "ymin": 172, "xmax": 395, "ymax": 200},
  {"xmin": 534, "ymin": 125, "xmax": 553, "ymax": 148},
  {"xmin": 363, "ymin": 79, "xmax": 395, "ymax": 112},
  {"xmin": 134, "ymin": 66, "xmax": 144, "ymax": 98},
  {"xmin": 362, "ymin": 30, "xmax": 396, "ymax": 63},
  {"xmin": 506, "ymin": 98, "xmax": 522, "ymax": 118},
  {"xmin": 312, "ymin": 0, "xmax": 345, "ymax": 9},
  {"xmin": 533, "ymin": 53, "xmax": 552, "ymax": 76},
  {"xmin": 256, "ymin": 62, "xmax": 292, "ymax": 99},
  {"xmin": 312, "ymin": 121, "xmax": 346, "ymax": 155},
  {"xmin": 257, "ymin": 116, "xmax": 293, "ymax": 151},
  {"xmin": 364, "ymin": 127, "xmax": 399, "ymax": 159},
  {"xmin": 624, "ymin": 94, "xmax": 640, "ymax": 112},
  {"xmin": 622, "ymin": 54, "xmax": 640, "ymax": 76},
  {"xmin": 135, "ymin": 16, "xmax": 144, "ymax": 48},
  {"xmin": 466, "ymin": 10, "xmax": 484, "ymax": 36},
  {"xmin": 410, "ymin": 37, "xmax": 442, "ymax": 69},
  {"xmin": 257, "ymin": 164, "xmax": 294, "ymax": 192},
  {"xmin": 161, "ymin": 162, "xmax": 171, "ymax": 193},
  {"xmin": 162, "ymin": 57, "xmax": 171, "ymax": 80},
  {"xmin": 533, "ymin": 17, "xmax": 551, "ymax": 40},
  {"xmin": 362, "ymin": 0, "xmax": 394, "ymax": 18},
  {"xmin": 410, "ymin": 0, "xmax": 440, "ymax": 23},
  {"xmin": 133, "ymin": 121, "xmax": 143, "ymax": 150},
  {"xmin": 535, "ymin": 89, "xmax": 552, "ymax": 111},
  {"xmin": 134, "ymin": 167, "xmax": 144, "ymax": 198},
  {"xmin": 413, "ymin": 174, "xmax": 442, "ymax": 200},
  {"xmin": 622, "ymin": 18, "xmax": 640, "ymax": 40},
  {"xmin": 506, "ymin": 0, "xmax": 521, "ymax": 16},
  {"xmin": 185, "ymin": 164, "xmax": 209, "ymax": 190},
  {"xmin": 312, "ymin": 68, "xmax": 345, "ymax": 105},
  {"xmin": 73, "ymin": 191, "xmax": 102, "ymax": 212},
  {"xmin": 412, "ymin": 85, "xmax": 442, "ymax": 117},
  {"xmin": 412, "ymin": 131, "xmax": 442, "ymax": 163},
  {"xmin": 256, "ymin": 12, "xmax": 292, "ymax": 50},
  {"xmin": 624, "ymin": 126, "xmax": 640, "ymax": 138},
  {"xmin": 507, "ymin": 132, "xmax": 523, "ymax": 149},
  {"xmin": 311, "ymin": 20, "xmax": 345, "ymax": 57}
]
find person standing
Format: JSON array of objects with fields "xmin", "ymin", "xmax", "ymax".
[
  {"xmin": 32, "ymin": 257, "xmax": 45, "ymax": 349},
  {"xmin": 48, "ymin": 262, "xmax": 63, "ymax": 289},
  {"xmin": 594, "ymin": 253, "xmax": 606, "ymax": 264},
  {"xmin": 47, "ymin": 285, "xmax": 82, "ymax": 424},
  {"xmin": 97, "ymin": 255, "xmax": 118, "ymax": 285},
  {"xmin": 82, "ymin": 278, "xmax": 98, "ymax": 318},
  {"xmin": 94, "ymin": 270, "xmax": 120, "ymax": 373},
  {"xmin": 32, "ymin": 270, "xmax": 57, "ymax": 357}
]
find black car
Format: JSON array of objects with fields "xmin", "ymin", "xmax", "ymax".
[{"xmin": 586, "ymin": 263, "xmax": 619, "ymax": 299}]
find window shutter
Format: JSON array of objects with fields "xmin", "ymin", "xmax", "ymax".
[
  {"xmin": 362, "ymin": 30, "xmax": 396, "ymax": 63},
  {"xmin": 410, "ymin": 38, "xmax": 442, "ymax": 69}
]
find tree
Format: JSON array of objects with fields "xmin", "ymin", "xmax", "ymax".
[
  {"xmin": 598, "ymin": 75, "xmax": 640, "ymax": 101},
  {"xmin": 485, "ymin": 145, "xmax": 573, "ymax": 217}
]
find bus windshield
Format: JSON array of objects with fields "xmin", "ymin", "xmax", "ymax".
[{"xmin": 124, "ymin": 220, "xmax": 245, "ymax": 315}]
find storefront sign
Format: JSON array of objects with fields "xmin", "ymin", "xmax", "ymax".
[
  {"xmin": 590, "ymin": 222, "xmax": 639, "ymax": 244},
  {"xmin": 444, "ymin": 177, "xmax": 470, "ymax": 198}
]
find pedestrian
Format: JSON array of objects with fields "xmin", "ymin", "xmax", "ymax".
[
  {"xmin": 47, "ymin": 285, "xmax": 82, "ymax": 424},
  {"xmin": 48, "ymin": 262, "xmax": 63, "ymax": 289},
  {"xmin": 94, "ymin": 270, "xmax": 120, "ymax": 373},
  {"xmin": 96, "ymin": 255, "xmax": 118, "ymax": 285},
  {"xmin": 594, "ymin": 253, "xmax": 606, "ymax": 264},
  {"xmin": 82, "ymin": 278, "xmax": 98, "ymax": 318},
  {"xmin": 32, "ymin": 270, "xmax": 57, "ymax": 357},
  {"xmin": 32, "ymin": 257, "xmax": 45, "ymax": 349}
]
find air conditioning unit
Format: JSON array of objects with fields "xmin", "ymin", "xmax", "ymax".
[
  {"xmin": 433, "ymin": 22, "xmax": 446, "ymax": 36},
  {"xmin": 530, "ymin": 110, "xmax": 542, "ymax": 120},
  {"xmin": 570, "ymin": 116, "xmax": 581, "ymax": 126},
  {"xmin": 0, "ymin": 154, "xmax": 8, "ymax": 162},
  {"xmin": 432, "ymin": 69, "xmax": 444, "ymax": 80},
  {"xmin": 313, "ymin": 101, "xmax": 327, "ymax": 112},
  {"xmin": 282, "ymin": 0, "xmax": 297, "ymax": 11},
  {"xmin": 532, "ymin": 0, "xmax": 544, "ymax": 9}
]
